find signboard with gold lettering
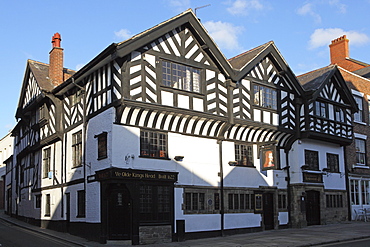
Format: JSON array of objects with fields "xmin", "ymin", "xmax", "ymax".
[
  {"xmin": 303, "ymin": 172, "xmax": 323, "ymax": 183},
  {"xmin": 95, "ymin": 168, "xmax": 178, "ymax": 182}
]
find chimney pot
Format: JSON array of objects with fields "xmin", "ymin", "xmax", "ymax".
[
  {"xmin": 52, "ymin": 33, "xmax": 61, "ymax": 48},
  {"xmin": 49, "ymin": 33, "xmax": 64, "ymax": 86}
]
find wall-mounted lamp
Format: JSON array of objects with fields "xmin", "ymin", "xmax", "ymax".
[
  {"xmin": 301, "ymin": 165, "xmax": 309, "ymax": 170},
  {"xmin": 174, "ymin": 156, "xmax": 184, "ymax": 161},
  {"xmin": 322, "ymin": 168, "xmax": 331, "ymax": 177},
  {"xmin": 228, "ymin": 161, "xmax": 238, "ymax": 166}
]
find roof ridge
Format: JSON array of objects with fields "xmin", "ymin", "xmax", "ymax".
[
  {"xmin": 228, "ymin": 41, "xmax": 273, "ymax": 61},
  {"xmin": 297, "ymin": 64, "xmax": 336, "ymax": 78}
]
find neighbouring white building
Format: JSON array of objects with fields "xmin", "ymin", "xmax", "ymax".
[{"xmin": 6, "ymin": 10, "xmax": 357, "ymax": 245}]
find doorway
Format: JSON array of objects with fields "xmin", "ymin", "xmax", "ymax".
[
  {"xmin": 107, "ymin": 184, "xmax": 132, "ymax": 240},
  {"xmin": 263, "ymin": 193, "xmax": 274, "ymax": 230},
  {"xmin": 306, "ymin": 190, "xmax": 320, "ymax": 226}
]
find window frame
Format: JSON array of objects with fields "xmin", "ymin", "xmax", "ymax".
[
  {"xmin": 140, "ymin": 129, "xmax": 168, "ymax": 159},
  {"xmin": 45, "ymin": 194, "xmax": 51, "ymax": 217},
  {"xmin": 326, "ymin": 153, "xmax": 339, "ymax": 173},
  {"xmin": 304, "ymin": 149, "xmax": 319, "ymax": 171},
  {"xmin": 43, "ymin": 148, "xmax": 51, "ymax": 178},
  {"xmin": 355, "ymin": 138, "xmax": 366, "ymax": 166},
  {"xmin": 140, "ymin": 184, "xmax": 171, "ymax": 223},
  {"xmin": 95, "ymin": 132, "xmax": 108, "ymax": 160},
  {"xmin": 354, "ymin": 95, "xmax": 364, "ymax": 122},
  {"xmin": 72, "ymin": 131, "xmax": 83, "ymax": 168},
  {"xmin": 253, "ymin": 84, "xmax": 277, "ymax": 110},
  {"xmin": 315, "ymin": 101, "xmax": 328, "ymax": 118},
  {"xmin": 162, "ymin": 60, "xmax": 201, "ymax": 93},
  {"xmin": 234, "ymin": 143, "xmax": 254, "ymax": 167}
]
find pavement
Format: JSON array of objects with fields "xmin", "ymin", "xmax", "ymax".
[{"xmin": 1, "ymin": 210, "xmax": 370, "ymax": 247}]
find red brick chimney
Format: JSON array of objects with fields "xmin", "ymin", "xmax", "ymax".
[
  {"xmin": 49, "ymin": 33, "xmax": 64, "ymax": 86},
  {"xmin": 329, "ymin": 35, "xmax": 349, "ymax": 65}
]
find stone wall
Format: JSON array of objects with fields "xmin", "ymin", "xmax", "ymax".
[{"xmin": 139, "ymin": 225, "xmax": 172, "ymax": 245}]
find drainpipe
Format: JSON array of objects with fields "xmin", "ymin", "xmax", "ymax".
[
  {"xmin": 218, "ymin": 139, "xmax": 224, "ymax": 236},
  {"xmin": 343, "ymin": 145, "xmax": 351, "ymax": 220},
  {"xmin": 284, "ymin": 149, "xmax": 292, "ymax": 228}
]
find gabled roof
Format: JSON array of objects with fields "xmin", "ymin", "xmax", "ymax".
[
  {"xmin": 298, "ymin": 65, "xmax": 334, "ymax": 92},
  {"xmin": 54, "ymin": 9, "xmax": 302, "ymax": 98},
  {"xmin": 228, "ymin": 41, "xmax": 272, "ymax": 70},
  {"xmin": 16, "ymin": 59, "xmax": 75, "ymax": 117},
  {"xmin": 298, "ymin": 65, "xmax": 357, "ymax": 110}
]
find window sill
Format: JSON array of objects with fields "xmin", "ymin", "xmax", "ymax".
[
  {"xmin": 139, "ymin": 156, "xmax": 171, "ymax": 160},
  {"xmin": 353, "ymin": 164, "xmax": 369, "ymax": 169},
  {"xmin": 72, "ymin": 165, "xmax": 83, "ymax": 169},
  {"xmin": 354, "ymin": 120, "xmax": 367, "ymax": 125},
  {"xmin": 97, "ymin": 156, "xmax": 107, "ymax": 161}
]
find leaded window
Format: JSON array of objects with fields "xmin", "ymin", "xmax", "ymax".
[
  {"xmin": 43, "ymin": 148, "xmax": 51, "ymax": 178},
  {"xmin": 304, "ymin": 150, "xmax": 319, "ymax": 170},
  {"xmin": 315, "ymin": 101, "xmax": 327, "ymax": 118},
  {"xmin": 162, "ymin": 60, "xmax": 201, "ymax": 93},
  {"xmin": 234, "ymin": 144, "xmax": 254, "ymax": 166},
  {"xmin": 326, "ymin": 153, "xmax": 339, "ymax": 173},
  {"xmin": 140, "ymin": 185, "xmax": 171, "ymax": 222},
  {"xmin": 253, "ymin": 84, "xmax": 277, "ymax": 109},
  {"xmin": 140, "ymin": 130, "xmax": 167, "ymax": 159},
  {"xmin": 72, "ymin": 131, "xmax": 82, "ymax": 167}
]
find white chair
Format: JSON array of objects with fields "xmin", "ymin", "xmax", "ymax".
[{"xmin": 355, "ymin": 209, "xmax": 365, "ymax": 221}]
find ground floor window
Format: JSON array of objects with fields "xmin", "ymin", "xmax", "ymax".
[
  {"xmin": 326, "ymin": 194, "xmax": 344, "ymax": 208},
  {"xmin": 278, "ymin": 193, "xmax": 287, "ymax": 210},
  {"xmin": 350, "ymin": 179, "xmax": 370, "ymax": 206},
  {"xmin": 45, "ymin": 194, "xmax": 50, "ymax": 217},
  {"xmin": 139, "ymin": 184, "xmax": 171, "ymax": 223},
  {"xmin": 227, "ymin": 193, "xmax": 254, "ymax": 212}
]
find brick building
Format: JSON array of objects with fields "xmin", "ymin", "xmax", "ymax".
[{"xmin": 328, "ymin": 35, "xmax": 370, "ymax": 220}]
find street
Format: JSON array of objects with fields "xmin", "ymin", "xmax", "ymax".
[
  {"xmin": 319, "ymin": 237, "xmax": 370, "ymax": 247},
  {"xmin": 0, "ymin": 219, "xmax": 79, "ymax": 247}
]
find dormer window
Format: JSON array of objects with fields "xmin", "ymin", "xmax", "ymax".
[
  {"xmin": 162, "ymin": 60, "xmax": 201, "ymax": 93},
  {"xmin": 253, "ymin": 84, "xmax": 277, "ymax": 110}
]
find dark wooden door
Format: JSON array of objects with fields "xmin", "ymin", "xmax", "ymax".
[
  {"xmin": 306, "ymin": 190, "xmax": 320, "ymax": 226},
  {"xmin": 263, "ymin": 193, "xmax": 274, "ymax": 230},
  {"xmin": 108, "ymin": 185, "xmax": 131, "ymax": 240}
]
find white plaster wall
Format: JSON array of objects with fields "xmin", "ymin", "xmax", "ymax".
[
  {"xmin": 86, "ymin": 181, "xmax": 101, "ymax": 223},
  {"xmin": 224, "ymin": 213, "xmax": 261, "ymax": 229},
  {"xmin": 289, "ymin": 139, "xmax": 345, "ymax": 190},
  {"xmin": 278, "ymin": 212, "xmax": 289, "ymax": 224},
  {"xmin": 86, "ymin": 108, "xmax": 114, "ymax": 174},
  {"xmin": 64, "ymin": 183, "xmax": 85, "ymax": 222}
]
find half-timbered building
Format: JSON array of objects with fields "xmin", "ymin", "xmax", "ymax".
[{"xmin": 6, "ymin": 10, "xmax": 357, "ymax": 244}]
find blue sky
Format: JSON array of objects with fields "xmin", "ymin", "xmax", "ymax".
[{"xmin": 1, "ymin": 0, "xmax": 370, "ymax": 138}]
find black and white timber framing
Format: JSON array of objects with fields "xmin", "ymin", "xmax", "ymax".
[{"xmin": 6, "ymin": 9, "xmax": 358, "ymax": 245}]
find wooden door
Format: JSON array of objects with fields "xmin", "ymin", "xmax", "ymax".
[
  {"xmin": 306, "ymin": 190, "xmax": 320, "ymax": 226},
  {"xmin": 263, "ymin": 193, "xmax": 274, "ymax": 230},
  {"xmin": 107, "ymin": 185, "xmax": 131, "ymax": 240}
]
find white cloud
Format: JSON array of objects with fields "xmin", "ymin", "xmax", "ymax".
[
  {"xmin": 166, "ymin": 0, "xmax": 191, "ymax": 12},
  {"xmin": 297, "ymin": 3, "xmax": 322, "ymax": 23},
  {"xmin": 309, "ymin": 28, "xmax": 370, "ymax": 49},
  {"xmin": 329, "ymin": 0, "xmax": 347, "ymax": 14},
  {"xmin": 203, "ymin": 21, "xmax": 244, "ymax": 51},
  {"xmin": 76, "ymin": 63, "xmax": 85, "ymax": 71},
  {"xmin": 226, "ymin": 0, "xmax": 264, "ymax": 16},
  {"xmin": 114, "ymin": 29, "xmax": 133, "ymax": 41}
]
